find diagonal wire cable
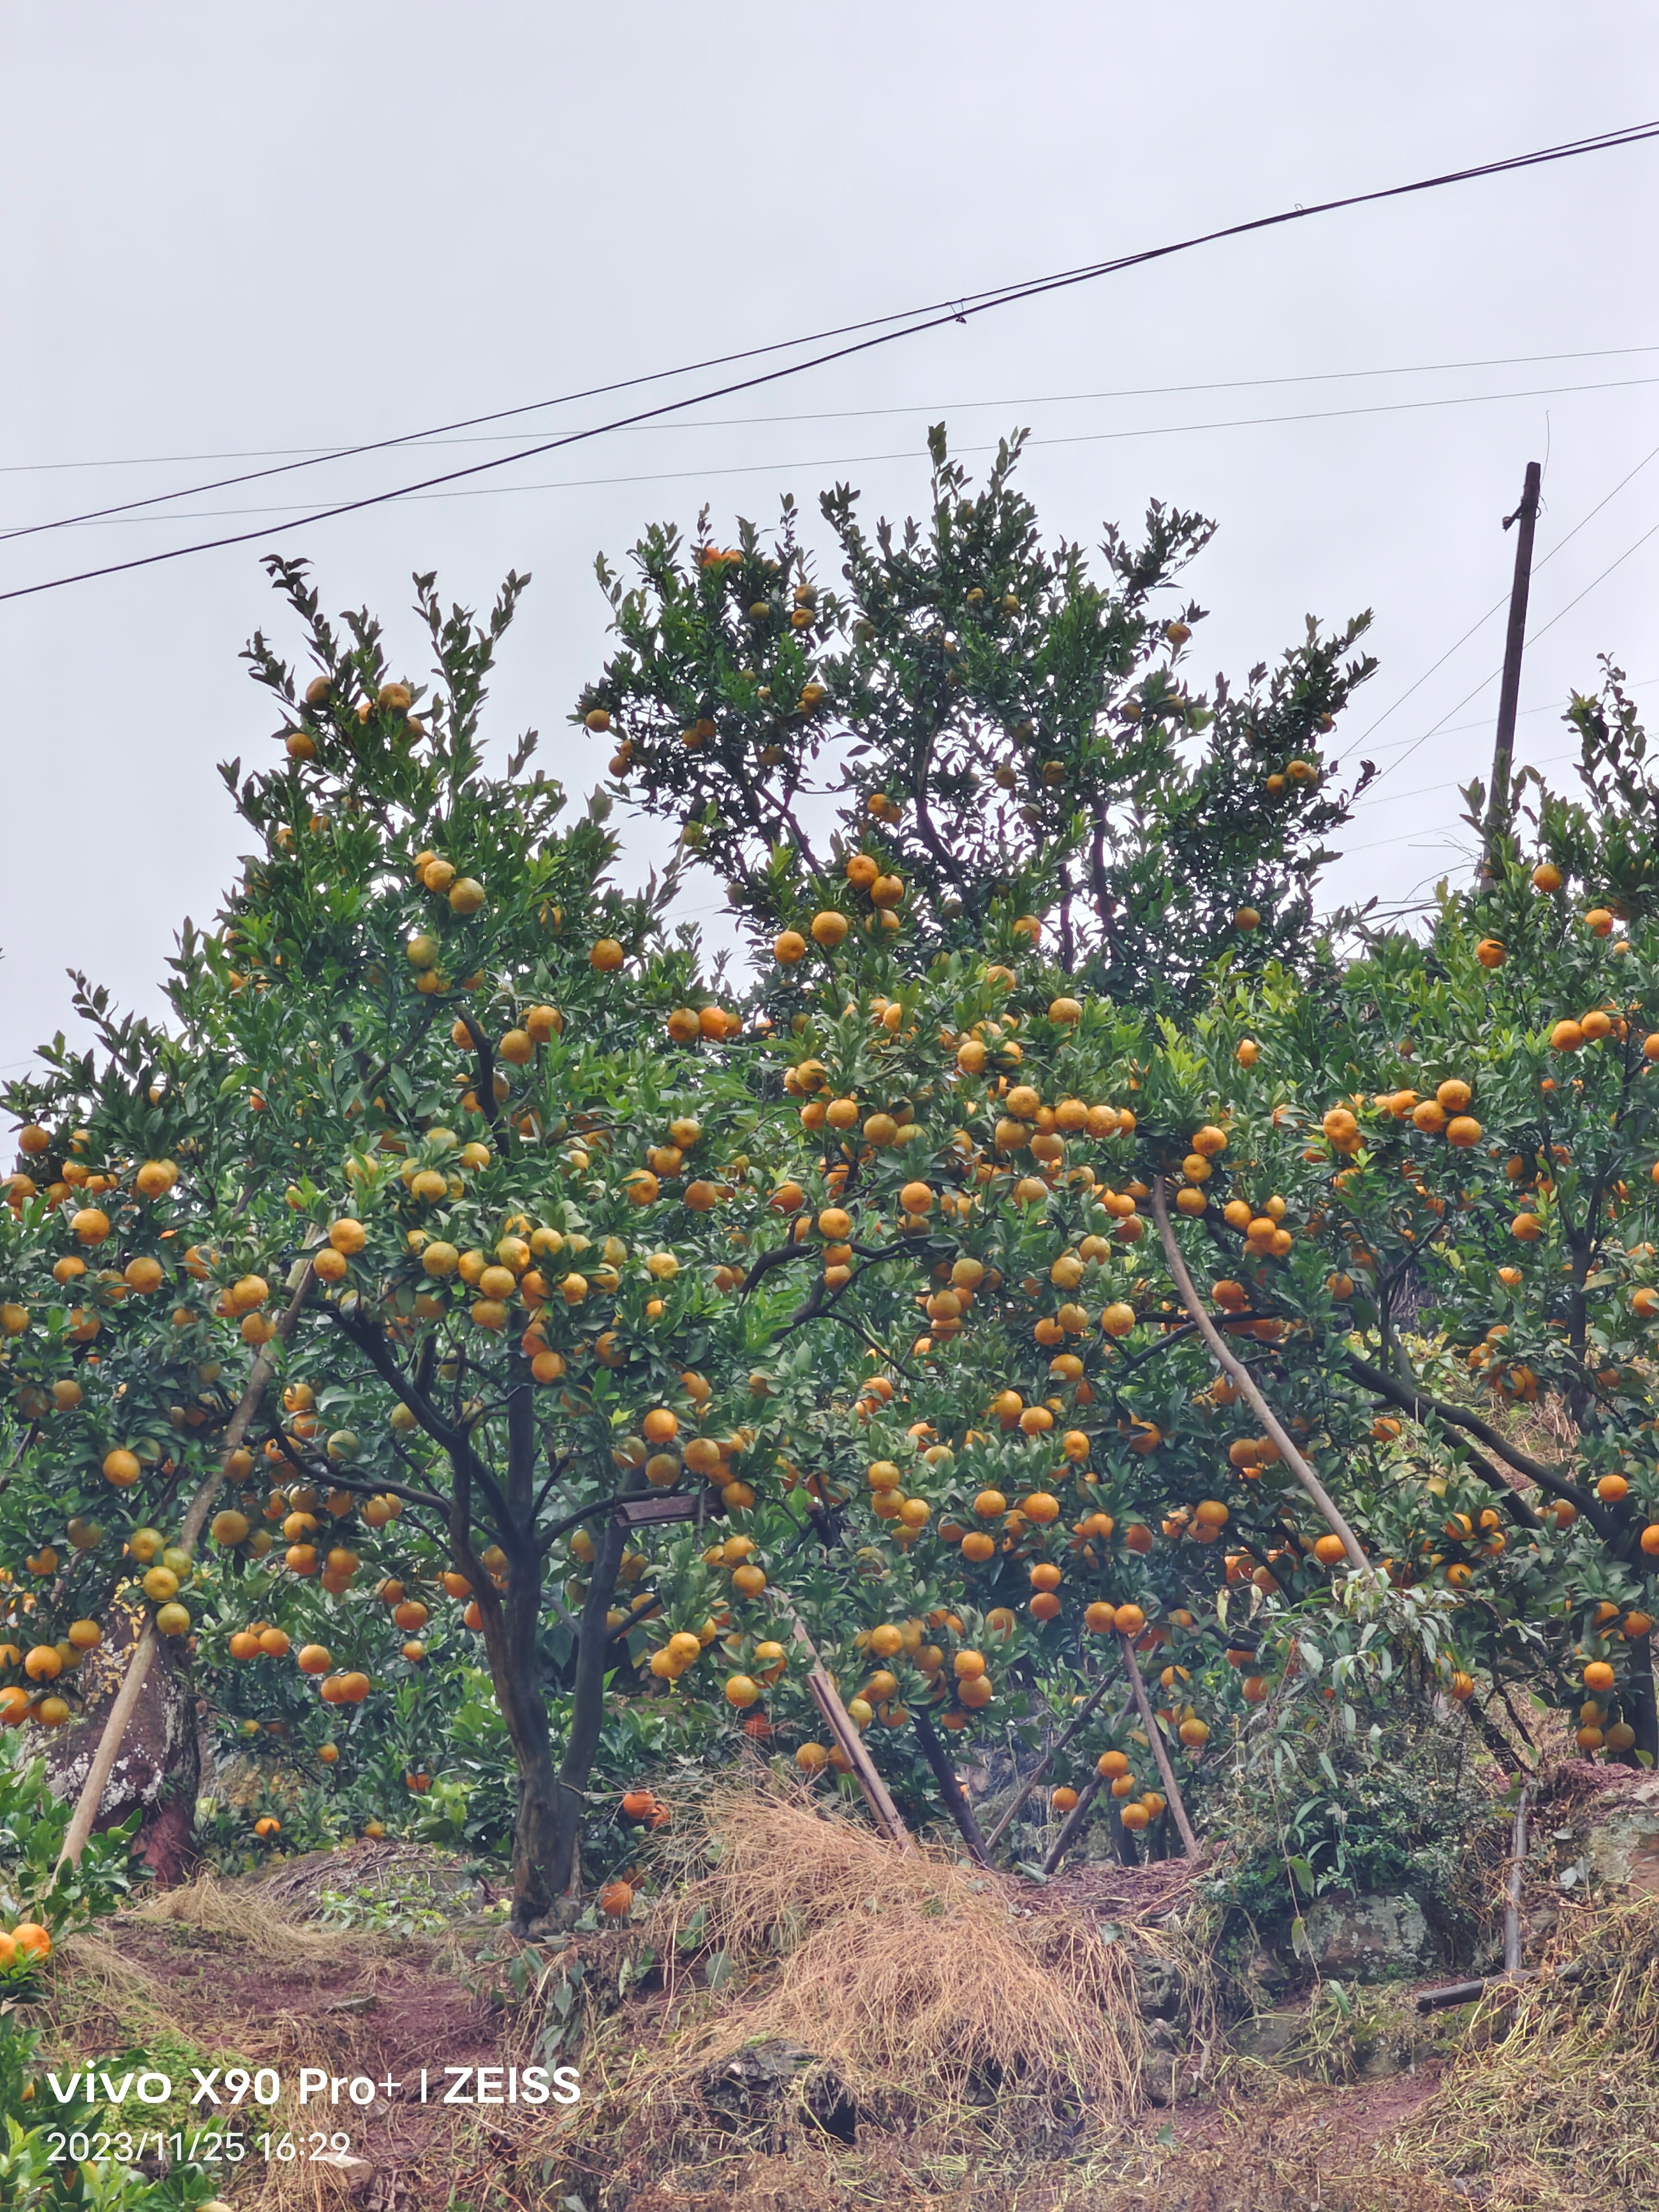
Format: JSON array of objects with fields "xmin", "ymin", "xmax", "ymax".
[{"xmin": 1, "ymin": 114, "xmax": 1656, "ymax": 605}]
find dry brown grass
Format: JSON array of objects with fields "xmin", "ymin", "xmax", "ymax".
[
  {"xmin": 528, "ymin": 1779, "xmax": 1219, "ymax": 2209},
  {"xmin": 133, "ymin": 1870, "xmax": 373, "ymax": 1959},
  {"xmin": 1379, "ymin": 1886, "xmax": 1659, "ymax": 2210}
]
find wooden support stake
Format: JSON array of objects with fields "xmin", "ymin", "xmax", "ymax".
[
  {"xmin": 1118, "ymin": 1633, "xmax": 1200, "ymax": 1862},
  {"xmin": 983, "ymin": 1676, "xmax": 1118, "ymax": 1856},
  {"xmin": 1151, "ymin": 1179, "xmax": 1369, "ymax": 1571},
  {"xmin": 779, "ymin": 1603, "xmax": 911, "ymax": 1850},
  {"xmin": 1503, "ymin": 1782, "xmax": 1532, "ymax": 1974},
  {"xmin": 57, "ymin": 1262, "xmax": 316, "ymax": 1871}
]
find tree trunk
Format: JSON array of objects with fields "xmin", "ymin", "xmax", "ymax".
[
  {"xmin": 1628, "ymin": 1642, "xmax": 1659, "ymax": 1767},
  {"xmin": 913, "ymin": 1707, "xmax": 990, "ymax": 1863},
  {"xmin": 546, "ymin": 1503, "xmax": 631, "ymax": 1911},
  {"xmin": 465, "ymin": 1503, "xmax": 566, "ymax": 1933}
]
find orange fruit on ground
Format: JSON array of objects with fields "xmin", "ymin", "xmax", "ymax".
[{"xmin": 599, "ymin": 1880, "xmax": 634, "ymax": 1919}]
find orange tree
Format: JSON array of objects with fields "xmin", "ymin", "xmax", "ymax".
[
  {"xmin": 581, "ymin": 428, "xmax": 1378, "ymax": 1001},
  {"xmin": 565, "ymin": 448, "xmax": 1659, "ymax": 1827},
  {"xmin": 0, "ymin": 561, "xmax": 915, "ymax": 1926}
]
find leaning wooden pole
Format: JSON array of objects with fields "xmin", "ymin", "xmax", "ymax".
[
  {"xmin": 1503, "ymin": 1782, "xmax": 1532, "ymax": 1973},
  {"xmin": 1151, "ymin": 1178, "xmax": 1369, "ymax": 1571},
  {"xmin": 778, "ymin": 1602, "xmax": 912, "ymax": 1850},
  {"xmin": 1117, "ymin": 1633, "xmax": 1200, "ymax": 1861},
  {"xmin": 57, "ymin": 1262, "xmax": 315, "ymax": 1870}
]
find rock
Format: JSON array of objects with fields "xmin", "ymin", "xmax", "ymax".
[
  {"xmin": 1142, "ymin": 2058, "xmax": 1196, "ymax": 2106},
  {"xmin": 1584, "ymin": 1777, "xmax": 1659, "ymax": 1895},
  {"xmin": 1135, "ymin": 1956, "xmax": 1182, "ymax": 2019},
  {"xmin": 1231, "ymin": 2007, "xmax": 1302, "ymax": 2062},
  {"xmin": 702, "ymin": 2040, "xmax": 857, "ymax": 2143},
  {"xmin": 1243, "ymin": 1942, "xmax": 1293, "ymax": 2000},
  {"xmin": 1354, "ymin": 2038, "xmax": 1407, "ymax": 2079},
  {"xmin": 29, "ymin": 1602, "xmax": 199, "ymax": 1883},
  {"xmin": 1302, "ymin": 1892, "xmax": 1433, "ymax": 1982},
  {"xmin": 311, "ymin": 2152, "xmax": 374, "ymax": 2192}
]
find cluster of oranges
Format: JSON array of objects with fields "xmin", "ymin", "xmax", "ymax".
[{"xmin": 0, "ymin": 1921, "xmax": 52, "ymax": 1969}]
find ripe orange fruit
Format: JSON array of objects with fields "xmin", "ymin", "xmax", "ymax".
[
  {"xmin": 599, "ymin": 1879, "xmax": 634, "ymax": 1918},
  {"xmin": 1051, "ymin": 1786, "xmax": 1080, "ymax": 1813},
  {"xmin": 1313, "ymin": 1534, "xmax": 1348, "ymax": 1566},
  {"xmin": 795, "ymin": 1742, "xmax": 829, "ymax": 1774},
  {"xmin": 1532, "ymin": 862, "xmax": 1563, "ymax": 892},
  {"xmin": 1112, "ymin": 1603, "xmax": 1145, "ymax": 1635},
  {"xmin": 12, "ymin": 1922, "xmax": 51, "ymax": 1960},
  {"xmin": 1584, "ymin": 1661, "xmax": 1616, "ymax": 1693},
  {"xmin": 296, "ymin": 1644, "xmax": 332, "ymax": 1676}
]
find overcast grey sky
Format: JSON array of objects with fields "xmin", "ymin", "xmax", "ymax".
[{"xmin": 2, "ymin": 3, "xmax": 1656, "ymax": 1077}]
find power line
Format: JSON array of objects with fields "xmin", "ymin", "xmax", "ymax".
[
  {"xmin": 2, "ymin": 114, "xmax": 1655, "ymax": 607},
  {"xmin": 22, "ymin": 372, "xmax": 1659, "ymax": 538},
  {"xmin": 7, "ymin": 337, "xmax": 1658, "ymax": 491}
]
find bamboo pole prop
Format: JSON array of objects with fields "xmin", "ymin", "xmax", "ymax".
[
  {"xmin": 982, "ymin": 1676, "xmax": 1118, "ymax": 1856},
  {"xmin": 1150, "ymin": 1178, "xmax": 1369, "ymax": 1571},
  {"xmin": 1117, "ymin": 1632, "xmax": 1200, "ymax": 1861},
  {"xmin": 57, "ymin": 1261, "xmax": 316, "ymax": 1870},
  {"xmin": 1041, "ymin": 1770, "xmax": 1105, "ymax": 1875},
  {"xmin": 778, "ymin": 1602, "xmax": 912, "ymax": 1850},
  {"xmin": 1503, "ymin": 1781, "xmax": 1532, "ymax": 1973}
]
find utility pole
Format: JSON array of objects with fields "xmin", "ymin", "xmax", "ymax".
[{"xmin": 1482, "ymin": 459, "xmax": 1542, "ymax": 878}]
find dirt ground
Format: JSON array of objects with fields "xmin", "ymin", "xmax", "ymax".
[{"xmin": 24, "ymin": 1777, "xmax": 1659, "ymax": 2212}]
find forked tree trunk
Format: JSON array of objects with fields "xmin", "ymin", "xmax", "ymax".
[{"xmin": 469, "ymin": 1496, "xmax": 631, "ymax": 1932}]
